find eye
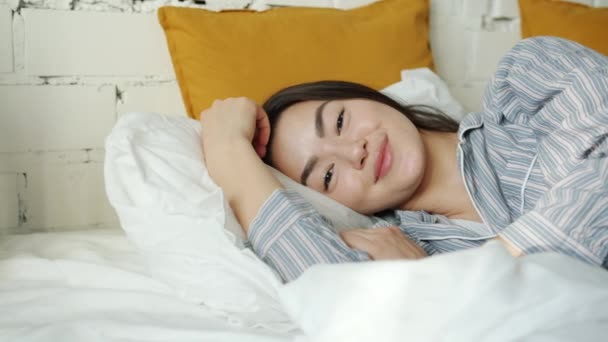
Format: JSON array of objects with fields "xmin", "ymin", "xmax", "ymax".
[
  {"xmin": 323, "ymin": 164, "xmax": 335, "ymax": 191},
  {"xmin": 336, "ymin": 108, "xmax": 344, "ymax": 135}
]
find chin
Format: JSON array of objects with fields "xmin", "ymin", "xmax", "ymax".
[
  {"xmin": 349, "ymin": 199, "xmax": 385, "ymax": 215},
  {"xmin": 382, "ymin": 178, "xmax": 418, "ymax": 207},
  {"xmin": 356, "ymin": 195, "xmax": 400, "ymax": 215}
]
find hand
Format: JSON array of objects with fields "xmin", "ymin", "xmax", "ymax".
[
  {"xmin": 199, "ymin": 97, "xmax": 270, "ymax": 158},
  {"xmin": 493, "ymin": 236, "xmax": 522, "ymax": 257},
  {"xmin": 339, "ymin": 226, "xmax": 428, "ymax": 260}
]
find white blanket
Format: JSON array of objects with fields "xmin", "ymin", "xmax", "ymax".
[
  {"xmin": 1, "ymin": 230, "xmax": 607, "ymax": 342},
  {"xmin": 0, "ymin": 229, "xmax": 296, "ymax": 342},
  {"xmin": 279, "ymin": 240, "xmax": 608, "ymax": 341}
]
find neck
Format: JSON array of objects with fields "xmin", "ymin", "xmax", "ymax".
[{"xmin": 400, "ymin": 130, "xmax": 479, "ymax": 221}]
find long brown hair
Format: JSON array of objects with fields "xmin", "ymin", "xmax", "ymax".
[{"xmin": 262, "ymin": 80, "xmax": 459, "ymax": 165}]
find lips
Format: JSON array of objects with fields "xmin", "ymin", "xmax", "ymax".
[{"xmin": 374, "ymin": 136, "xmax": 392, "ymax": 183}]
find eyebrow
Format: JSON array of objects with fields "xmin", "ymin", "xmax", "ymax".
[
  {"xmin": 315, "ymin": 100, "xmax": 330, "ymax": 138},
  {"xmin": 301, "ymin": 101, "xmax": 331, "ymax": 186},
  {"xmin": 300, "ymin": 156, "xmax": 319, "ymax": 186}
]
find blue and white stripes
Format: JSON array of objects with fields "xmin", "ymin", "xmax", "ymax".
[
  {"xmin": 467, "ymin": 36, "xmax": 608, "ymax": 266},
  {"xmin": 249, "ymin": 190, "xmax": 369, "ymax": 281},
  {"xmin": 248, "ymin": 36, "xmax": 608, "ymax": 283}
]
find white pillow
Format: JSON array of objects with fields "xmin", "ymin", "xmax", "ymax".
[{"xmin": 382, "ymin": 67, "xmax": 467, "ymax": 122}]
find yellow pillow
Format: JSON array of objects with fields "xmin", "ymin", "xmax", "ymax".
[
  {"xmin": 519, "ymin": 0, "xmax": 608, "ymax": 56},
  {"xmin": 158, "ymin": 0, "xmax": 432, "ymax": 119}
]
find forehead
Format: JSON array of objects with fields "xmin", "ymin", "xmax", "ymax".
[
  {"xmin": 270, "ymin": 100, "xmax": 326, "ymax": 182},
  {"xmin": 281, "ymin": 100, "xmax": 325, "ymax": 121}
]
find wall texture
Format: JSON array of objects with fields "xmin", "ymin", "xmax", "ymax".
[{"xmin": 0, "ymin": 0, "xmax": 606, "ymax": 234}]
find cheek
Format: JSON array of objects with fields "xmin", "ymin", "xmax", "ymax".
[{"xmin": 330, "ymin": 173, "xmax": 368, "ymax": 211}]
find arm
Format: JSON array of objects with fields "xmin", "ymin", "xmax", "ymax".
[
  {"xmin": 200, "ymin": 98, "xmax": 370, "ymax": 282},
  {"xmin": 483, "ymin": 36, "xmax": 608, "ymax": 173},
  {"xmin": 200, "ymin": 98, "xmax": 282, "ymax": 232},
  {"xmin": 498, "ymin": 157, "xmax": 608, "ymax": 266},
  {"xmin": 484, "ymin": 37, "xmax": 608, "ymax": 264},
  {"xmin": 248, "ymin": 188, "xmax": 370, "ymax": 281}
]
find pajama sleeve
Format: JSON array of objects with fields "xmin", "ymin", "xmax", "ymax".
[
  {"xmin": 485, "ymin": 36, "xmax": 608, "ymax": 265},
  {"xmin": 247, "ymin": 189, "xmax": 370, "ymax": 282}
]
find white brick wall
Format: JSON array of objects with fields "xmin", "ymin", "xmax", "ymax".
[
  {"xmin": 117, "ymin": 81, "xmax": 186, "ymax": 117},
  {"xmin": 0, "ymin": 150, "xmax": 114, "ymax": 233},
  {"xmin": 24, "ymin": 9, "xmax": 174, "ymax": 76},
  {"xmin": 0, "ymin": 0, "xmax": 605, "ymax": 233},
  {"xmin": 0, "ymin": 5, "xmax": 12, "ymax": 73},
  {"xmin": 0, "ymin": 85, "xmax": 116, "ymax": 152},
  {"xmin": 0, "ymin": 173, "xmax": 19, "ymax": 228}
]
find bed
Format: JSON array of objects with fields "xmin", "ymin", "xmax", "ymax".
[{"xmin": 2, "ymin": 1, "xmax": 608, "ymax": 341}]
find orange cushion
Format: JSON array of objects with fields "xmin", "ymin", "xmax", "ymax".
[
  {"xmin": 158, "ymin": 0, "xmax": 432, "ymax": 119},
  {"xmin": 519, "ymin": 0, "xmax": 608, "ymax": 56}
]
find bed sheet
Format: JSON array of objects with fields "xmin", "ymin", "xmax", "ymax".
[{"xmin": 0, "ymin": 228, "xmax": 298, "ymax": 342}]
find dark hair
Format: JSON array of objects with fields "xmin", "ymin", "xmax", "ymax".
[{"xmin": 262, "ymin": 80, "xmax": 459, "ymax": 165}]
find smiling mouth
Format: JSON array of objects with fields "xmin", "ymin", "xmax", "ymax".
[{"xmin": 374, "ymin": 136, "xmax": 391, "ymax": 183}]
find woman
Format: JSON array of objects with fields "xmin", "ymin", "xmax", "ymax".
[{"xmin": 201, "ymin": 36, "xmax": 608, "ymax": 282}]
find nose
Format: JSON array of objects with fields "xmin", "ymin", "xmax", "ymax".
[{"xmin": 332, "ymin": 138, "xmax": 368, "ymax": 169}]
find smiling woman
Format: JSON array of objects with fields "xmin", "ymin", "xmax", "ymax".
[
  {"xmin": 262, "ymin": 81, "xmax": 458, "ymax": 215},
  {"xmin": 201, "ymin": 37, "xmax": 608, "ymax": 283}
]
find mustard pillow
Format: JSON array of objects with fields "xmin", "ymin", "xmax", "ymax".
[
  {"xmin": 519, "ymin": 0, "xmax": 608, "ymax": 56},
  {"xmin": 158, "ymin": 0, "xmax": 432, "ymax": 119}
]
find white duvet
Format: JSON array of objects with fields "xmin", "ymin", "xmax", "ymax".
[{"xmin": 1, "ymin": 229, "xmax": 607, "ymax": 342}]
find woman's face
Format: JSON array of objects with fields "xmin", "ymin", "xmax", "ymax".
[{"xmin": 270, "ymin": 99, "xmax": 427, "ymax": 214}]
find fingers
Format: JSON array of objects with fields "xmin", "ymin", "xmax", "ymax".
[
  {"xmin": 253, "ymin": 105, "xmax": 271, "ymax": 158},
  {"xmin": 339, "ymin": 226, "xmax": 428, "ymax": 260},
  {"xmin": 340, "ymin": 227, "xmax": 399, "ymax": 239},
  {"xmin": 494, "ymin": 236, "xmax": 522, "ymax": 257},
  {"xmin": 340, "ymin": 229, "xmax": 377, "ymax": 259},
  {"xmin": 199, "ymin": 97, "xmax": 270, "ymax": 153},
  {"xmin": 254, "ymin": 144, "xmax": 267, "ymax": 159},
  {"xmin": 255, "ymin": 105, "xmax": 271, "ymax": 145},
  {"xmin": 340, "ymin": 227, "xmax": 401, "ymax": 259},
  {"xmin": 340, "ymin": 229, "xmax": 372, "ymax": 244}
]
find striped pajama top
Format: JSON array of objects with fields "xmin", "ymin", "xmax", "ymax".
[{"xmin": 247, "ymin": 36, "xmax": 608, "ymax": 283}]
